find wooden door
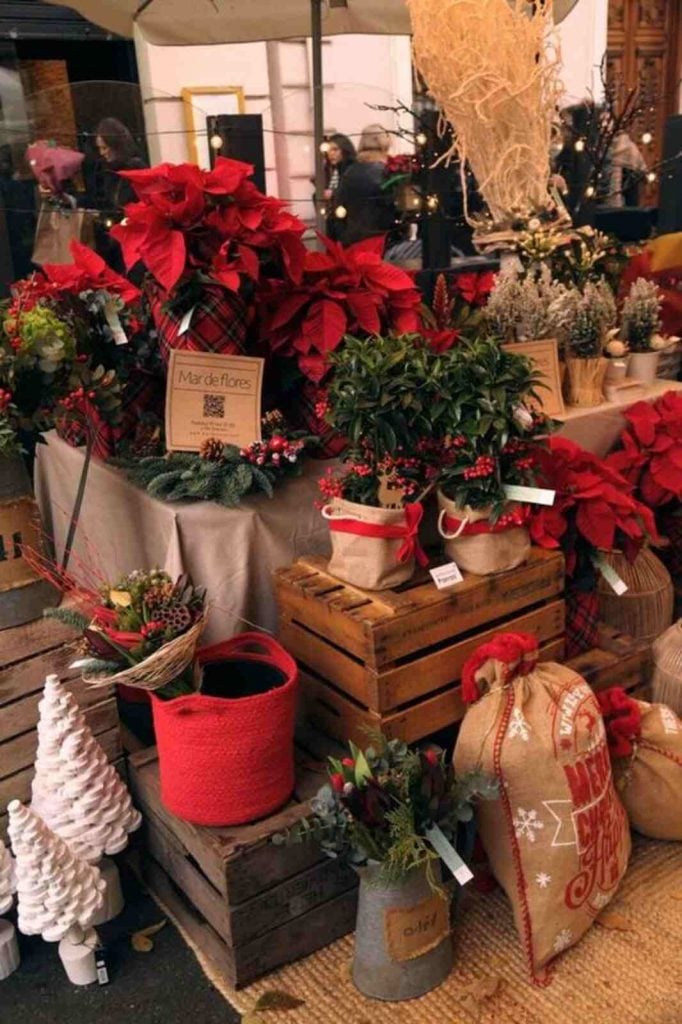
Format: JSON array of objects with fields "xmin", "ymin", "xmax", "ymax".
[{"xmin": 607, "ymin": 0, "xmax": 681, "ymax": 202}]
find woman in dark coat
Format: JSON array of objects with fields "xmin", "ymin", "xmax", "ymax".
[
  {"xmin": 91, "ymin": 117, "xmax": 146, "ymax": 271},
  {"xmin": 333, "ymin": 124, "xmax": 395, "ymax": 248},
  {"xmin": 322, "ymin": 133, "xmax": 356, "ymax": 240}
]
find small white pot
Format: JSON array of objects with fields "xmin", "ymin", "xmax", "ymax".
[
  {"xmin": 58, "ymin": 927, "xmax": 98, "ymax": 985},
  {"xmin": 628, "ymin": 350, "xmax": 660, "ymax": 385},
  {"xmin": 605, "ymin": 358, "xmax": 629, "ymax": 384},
  {"xmin": 0, "ymin": 919, "xmax": 20, "ymax": 980}
]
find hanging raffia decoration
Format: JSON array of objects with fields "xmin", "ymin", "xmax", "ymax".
[{"xmin": 408, "ymin": 0, "xmax": 566, "ymax": 241}]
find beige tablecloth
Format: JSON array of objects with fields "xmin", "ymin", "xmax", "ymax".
[
  {"xmin": 35, "ymin": 433, "xmax": 332, "ymax": 645},
  {"xmin": 557, "ymin": 379, "xmax": 682, "ymax": 456}
]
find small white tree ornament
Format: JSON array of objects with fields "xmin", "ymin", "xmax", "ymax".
[
  {"xmin": 0, "ymin": 843, "xmax": 19, "ymax": 981},
  {"xmin": 8, "ymin": 801, "xmax": 106, "ymax": 985}
]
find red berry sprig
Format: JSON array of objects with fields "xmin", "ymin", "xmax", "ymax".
[{"xmin": 463, "ymin": 455, "xmax": 496, "ymax": 480}]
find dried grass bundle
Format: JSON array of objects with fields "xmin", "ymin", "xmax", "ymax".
[{"xmin": 408, "ymin": 0, "xmax": 564, "ymax": 232}]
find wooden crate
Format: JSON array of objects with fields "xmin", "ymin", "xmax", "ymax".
[
  {"xmin": 127, "ymin": 740, "xmax": 358, "ymax": 989},
  {"xmin": 275, "ymin": 549, "xmax": 565, "ymax": 745},
  {"xmin": 0, "ymin": 616, "xmax": 121, "ymax": 843},
  {"xmin": 569, "ymin": 624, "xmax": 652, "ymax": 702}
]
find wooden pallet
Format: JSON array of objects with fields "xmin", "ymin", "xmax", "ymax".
[
  {"xmin": 127, "ymin": 739, "xmax": 358, "ymax": 989},
  {"xmin": 0, "ymin": 616, "xmax": 121, "ymax": 843},
  {"xmin": 275, "ymin": 549, "xmax": 566, "ymax": 745}
]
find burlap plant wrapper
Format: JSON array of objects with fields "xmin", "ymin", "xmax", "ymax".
[
  {"xmin": 565, "ymin": 357, "xmax": 608, "ymax": 408},
  {"xmin": 323, "ymin": 497, "xmax": 420, "ymax": 591},
  {"xmin": 599, "ymin": 688, "xmax": 682, "ymax": 841},
  {"xmin": 437, "ymin": 492, "xmax": 530, "ymax": 576},
  {"xmin": 454, "ymin": 632, "xmax": 631, "ymax": 983}
]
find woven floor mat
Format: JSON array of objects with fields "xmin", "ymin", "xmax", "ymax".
[{"xmin": 166, "ymin": 835, "xmax": 682, "ymax": 1024}]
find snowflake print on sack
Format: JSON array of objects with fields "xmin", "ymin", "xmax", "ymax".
[
  {"xmin": 553, "ymin": 928, "xmax": 573, "ymax": 953},
  {"xmin": 507, "ymin": 707, "xmax": 531, "ymax": 741},
  {"xmin": 592, "ymin": 891, "xmax": 612, "ymax": 909},
  {"xmin": 536, "ymin": 872, "xmax": 552, "ymax": 888},
  {"xmin": 513, "ymin": 807, "xmax": 545, "ymax": 842}
]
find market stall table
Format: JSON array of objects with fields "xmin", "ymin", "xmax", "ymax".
[{"xmin": 35, "ymin": 432, "xmax": 331, "ymax": 645}]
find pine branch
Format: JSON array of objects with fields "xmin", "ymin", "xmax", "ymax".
[{"xmin": 44, "ymin": 607, "xmax": 90, "ymax": 631}]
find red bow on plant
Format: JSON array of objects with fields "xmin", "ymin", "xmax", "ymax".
[
  {"xmin": 530, "ymin": 436, "xmax": 659, "ymax": 576},
  {"xmin": 261, "ymin": 235, "xmax": 421, "ymax": 382},
  {"xmin": 606, "ymin": 392, "xmax": 682, "ymax": 508},
  {"xmin": 42, "ymin": 241, "xmax": 140, "ymax": 304}
]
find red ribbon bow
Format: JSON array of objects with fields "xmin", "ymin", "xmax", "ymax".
[{"xmin": 327, "ymin": 502, "xmax": 429, "ymax": 568}]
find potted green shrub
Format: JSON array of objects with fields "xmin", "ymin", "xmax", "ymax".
[
  {"xmin": 621, "ymin": 278, "xmax": 667, "ymax": 385},
  {"xmin": 318, "ymin": 334, "xmax": 455, "ymax": 590},
  {"xmin": 550, "ymin": 278, "xmax": 616, "ymax": 406},
  {"xmin": 434, "ymin": 338, "xmax": 547, "ymax": 575},
  {"xmin": 276, "ymin": 736, "xmax": 497, "ymax": 1002}
]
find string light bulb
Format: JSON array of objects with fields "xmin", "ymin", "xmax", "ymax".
[
  {"xmin": 319, "ymin": 141, "xmax": 330, "ymax": 154},
  {"xmin": 647, "ymin": 171, "xmax": 657, "ymax": 183},
  {"xmin": 585, "ymin": 184, "xmax": 595, "ymax": 198},
  {"xmin": 574, "ymin": 138, "xmax": 585, "ymax": 152},
  {"xmin": 210, "ymin": 134, "xmax": 223, "ymax": 150},
  {"xmin": 641, "ymin": 131, "xmax": 653, "ymax": 145},
  {"xmin": 415, "ymin": 132, "xmax": 428, "ymax": 147},
  {"xmin": 319, "ymin": 205, "xmax": 327, "ymax": 216},
  {"xmin": 104, "ymin": 218, "xmax": 113, "ymax": 229},
  {"xmin": 425, "ymin": 194, "xmax": 439, "ymax": 211},
  {"xmin": 334, "ymin": 204, "xmax": 347, "ymax": 219}
]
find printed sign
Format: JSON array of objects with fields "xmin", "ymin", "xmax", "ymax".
[
  {"xmin": 384, "ymin": 891, "xmax": 450, "ymax": 963},
  {"xmin": 165, "ymin": 350, "xmax": 264, "ymax": 452}
]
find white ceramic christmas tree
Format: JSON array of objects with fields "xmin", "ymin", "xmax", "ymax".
[
  {"xmin": 0, "ymin": 843, "xmax": 19, "ymax": 981},
  {"xmin": 8, "ymin": 800, "xmax": 106, "ymax": 985}
]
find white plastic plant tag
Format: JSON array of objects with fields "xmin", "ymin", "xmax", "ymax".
[
  {"xmin": 592, "ymin": 554, "xmax": 628, "ymax": 595},
  {"xmin": 503, "ymin": 484, "xmax": 556, "ymax": 506},
  {"xmin": 104, "ymin": 301, "xmax": 128, "ymax": 346},
  {"xmin": 425, "ymin": 824, "xmax": 473, "ymax": 886},
  {"xmin": 430, "ymin": 562, "xmax": 464, "ymax": 590},
  {"xmin": 177, "ymin": 305, "xmax": 196, "ymax": 336}
]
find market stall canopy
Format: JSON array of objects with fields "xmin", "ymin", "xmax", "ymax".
[{"xmin": 45, "ymin": 0, "xmax": 580, "ymax": 44}]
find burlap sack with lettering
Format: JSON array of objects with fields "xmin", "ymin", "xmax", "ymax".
[
  {"xmin": 598, "ymin": 687, "xmax": 682, "ymax": 841},
  {"xmin": 322, "ymin": 498, "xmax": 426, "ymax": 591},
  {"xmin": 454, "ymin": 632, "xmax": 631, "ymax": 983}
]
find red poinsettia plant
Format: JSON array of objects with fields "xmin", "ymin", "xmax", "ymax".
[
  {"xmin": 530, "ymin": 436, "xmax": 659, "ymax": 576},
  {"xmin": 420, "ymin": 269, "xmax": 495, "ymax": 349},
  {"xmin": 111, "ymin": 157, "xmax": 306, "ymax": 294},
  {"xmin": 42, "ymin": 240, "xmax": 140, "ymax": 304},
  {"xmin": 606, "ymin": 391, "xmax": 682, "ymax": 508},
  {"xmin": 261, "ymin": 235, "xmax": 421, "ymax": 382}
]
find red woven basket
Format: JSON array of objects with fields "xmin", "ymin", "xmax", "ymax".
[{"xmin": 151, "ymin": 632, "xmax": 298, "ymax": 826}]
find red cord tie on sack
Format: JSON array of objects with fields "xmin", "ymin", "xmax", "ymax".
[
  {"xmin": 461, "ymin": 631, "xmax": 539, "ymax": 702},
  {"xmin": 442, "ymin": 504, "xmax": 530, "ymax": 537},
  {"xmin": 597, "ymin": 687, "xmax": 643, "ymax": 758},
  {"xmin": 325, "ymin": 502, "xmax": 429, "ymax": 567}
]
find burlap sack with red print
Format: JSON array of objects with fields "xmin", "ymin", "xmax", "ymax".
[
  {"xmin": 454, "ymin": 632, "xmax": 631, "ymax": 983},
  {"xmin": 598, "ymin": 687, "xmax": 682, "ymax": 841}
]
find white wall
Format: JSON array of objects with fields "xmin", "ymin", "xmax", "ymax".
[
  {"xmin": 555, "ymin": 0, "xmax": 609, "ymax": 107},
  {"xmin": 134, "ymin": 29, "xmax": 413, "ymax": 223}
]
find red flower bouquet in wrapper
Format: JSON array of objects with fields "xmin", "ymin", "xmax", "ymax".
[
  {"xmin": 531, "ymin": 436, "xmax": 659, "ymax": 655},
  {"xmin": 111, "ymin": 157, "xmax": 307, "ymax": 365}
]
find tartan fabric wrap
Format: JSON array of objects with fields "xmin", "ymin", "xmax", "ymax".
[
  {"xmin": 146, "ymin": 280, "xmax": 250, "ymax": 366},
  {"xmin": 565, "ymin": 586, "xmax": 600, "ymax": 658}
]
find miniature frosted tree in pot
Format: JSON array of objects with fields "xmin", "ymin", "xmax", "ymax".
[
  {"xmin": 31, "ymin": 674, "xmax": 142, "ymax": 922},
  {"xmin": 0, "ymin": 843, "xmax": 19, "ymax": 980},
  {"xmin": 8, "ymin": 800, "xmax": 106, "ymax": 985},
  {"xmin": 550, "ymin": 278, "xmax": 617, "ymax": 407},
  {"xmin": 620, "ymin": 278, "xmax": 671, "ymax": 385}
]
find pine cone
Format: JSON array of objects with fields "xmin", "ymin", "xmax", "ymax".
[{"xmin": 200, "ymin": 437, "xmax": 225, "ymax": 462}]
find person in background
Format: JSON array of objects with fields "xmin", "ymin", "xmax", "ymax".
[
  {"xmin": 333, "ymin": 123, "xmax": 396, "ymax": 248},
  {"xmin": 91, "ymin": 117, "xmax": 146, "ymax": 271},
  {"xmin": 323, "ymin": 133, "xmax": 356, "ymax": 239}
]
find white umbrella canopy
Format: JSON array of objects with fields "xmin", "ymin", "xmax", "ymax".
[
  {"xmin": 45, "ymin": 0, "xmax": 579, "ymax": 45},
  {"xmin": 44, "ymin": 0, "xmax": 411, "ymax": 45}
]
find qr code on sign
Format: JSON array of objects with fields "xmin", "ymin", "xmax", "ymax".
[{"xmin": 203, "ymin": 393, "xmax": 225, "ymax": 419}]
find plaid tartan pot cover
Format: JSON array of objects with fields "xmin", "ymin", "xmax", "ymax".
[{"xmin": 146, "ymin": 280, "xmax": 250, "ymax": 366}]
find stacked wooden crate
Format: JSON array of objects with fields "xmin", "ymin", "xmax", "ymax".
[
  {"xmin": 127, "ymin": 740, "xmax": 358, "ymax": 989},
  {"xmin": 274, "ymin": 549, "xmax": 567, "ymax": 744},
  {"xmin": 0, "ymin": 616, "xmax": 121, "ymax": 843}
]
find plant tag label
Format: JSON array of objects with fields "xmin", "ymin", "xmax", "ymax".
[
  {"xmin": 95, "ymin": 945, "xmax": 110, "ymax": 986},
  {"xmin": 178, "ymin": 305, "xmax": 196, "ymax": 336},
  {"xmin": 592, "ymin": 554, "xmax": 628, "ymax": 595},
  {"xmin": 426, "ymin": 824, "xmax": 474, "ymax": 886},
  {"xmin": 384, "ymin": 890, "xmax": 450, "ymax": 963},
  {"xmin": 104, "ymin": 300, "xmax": 128, "ymax": 346},
  {"xmin": 503, "ymin": 484, "xmax": 556, "ymax": 506},
  {"xmin": 430, "ymin": 562, "xmax": 463, "ymax": 590}
]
